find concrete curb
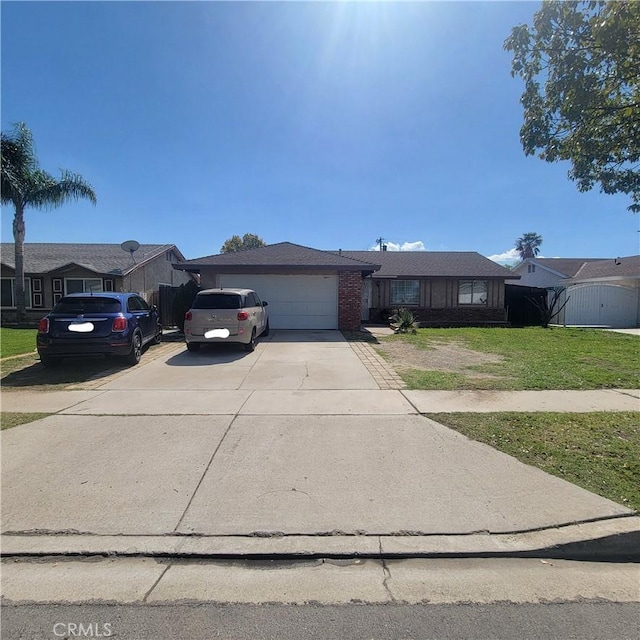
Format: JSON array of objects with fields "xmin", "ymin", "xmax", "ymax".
[{"xmin": 3, "ymin": 516, "xmax": 638, "ymax": 562}]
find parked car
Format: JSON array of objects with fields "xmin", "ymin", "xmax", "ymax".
[
  {"xmin": 184, "ymin": 288, "xmax": 269, "ymax": 352},
  {"xmin": 36, "ymin": 292, "xmax": 162, "ymax": 367}
]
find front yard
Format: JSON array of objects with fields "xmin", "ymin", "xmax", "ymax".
[
  {"xmin": 0, "ymin": 328, "xmax": 37, "ymax": 358},
  {"xmin": 376, "ymin": 327, "xmax": 639, "ymax": 390}
]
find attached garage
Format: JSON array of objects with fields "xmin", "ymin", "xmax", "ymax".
[
  {"xmin": 172, "ymin": 243, "xmax": 380, "ymax": 331},
  {"xmin": 219, "ymin": 273, "xmax": 338, "ymax": 330}
]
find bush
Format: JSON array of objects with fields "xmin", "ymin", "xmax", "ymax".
[{"xmin": 389, "ymin": 308, "xmax": 417, "ymax": 334}]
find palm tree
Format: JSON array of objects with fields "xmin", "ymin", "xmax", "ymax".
[
  {"xmin": 1, "ymin": 123, "xmax": 97, "ymax": 321},
  {"xmin": 515, "ymin": 232, "xmax": 543, "ymax": 260}
]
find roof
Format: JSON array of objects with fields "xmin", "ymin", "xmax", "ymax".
[
  {"xmin": 0, "ymin": 243, "xmax": 183, "ymax": 276},
  {"xmin": 523, "ymin": 258, "xmax": 607, "ymax": 278},
  {"xmin": 174, "ymin": 242, "xmax": 380, "ymax": 272},
  {"xmin": 570, "ymin": 255, "xmax": 640, "ymax": 281},
  {"xmin": 338, "ymin": 251, "xmax": 516, "ymax": 278}
]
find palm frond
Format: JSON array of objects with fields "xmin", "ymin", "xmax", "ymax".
[
  {"xmin": 28, "ymin": 169, "xmax": 97, "ymax": 209},
  {"xmin": 1, "ymin": 122, "xmax": 38, "ymax": 205}
]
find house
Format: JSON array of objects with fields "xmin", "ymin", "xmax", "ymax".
[
  {"xmin": 508, "ymin": 257, "xmax": 607, "ymax": 288},
  {"xmin": 172, "ymin": 242, "xmax": 516, "ymax": 330},
  {"xmin": 508, "ymin": 256, "xmax": 640, "ymax": 328},
  {"xmin": 554, "ymin": 255, "xmax": 640, "ymax": 328},
  {"xmin": 339, "ymin": 250, "xmax": 516, "ymax": 325},
  {"xmin": 0, "ymin": 243, "xmax": 194, "ymax": 324}
]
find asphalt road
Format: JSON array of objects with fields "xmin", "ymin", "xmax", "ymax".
[{"xmin": 3, "ymin": 602, "xmax": 640, "ymax": 640}]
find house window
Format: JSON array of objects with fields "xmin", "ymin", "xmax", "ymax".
[
  {"xmin": 31, "ymin": 278, "xmax": 44, "ymax": 307},
  {"xmin": 458, "ymin": 280, "xmax": 488, "ymax": 305},
  {"xmin": 527, "ymin": 264, "xmax": 536, "ymax": 273},
  {"xmin": 65, "ymin": 278, "xmax": 103, "ymax": 294},
  {"xmin": 103, "ymin": 279, "xmax": 114, "ymax": 292},
  {"xmin": 390, "ymin": 280, "xmax": 420, "ymax": 306},
  {"xmin": 1, "ymin": 278, "xmax": 33, "ymax": 307},
  {"xmin": 52, "ymin": 278, "xmax": 63, "ymax": 305}
]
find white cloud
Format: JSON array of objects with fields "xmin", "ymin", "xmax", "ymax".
[
  {"xmin": 486, "ymin": 248, "xmax": 520, "ymax": 264},
  {"xmin": 369, "ymin": 240, "xmax": 427, "ymax": 251}
]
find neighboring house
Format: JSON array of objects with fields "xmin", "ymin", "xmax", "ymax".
[
  {"xmin": 554, "ymin": 255, "xmax": 640, "ymax": 328},
  {"xmin": 0, "ymin": 243, "xmax": 194, "ymax": 324},
  {"xmin": 173, "ymin": 242, "xmax": 516, "ymax": 330},
  {"xmin": 508, "ymin": 257, "xmax": 606, "ymax": 288},
  {"xmin": 508, "ymin": 256, "xmax": 640, "ymax": 328}
]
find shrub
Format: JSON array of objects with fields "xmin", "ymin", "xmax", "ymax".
[{"xmin": 389, "ymin": 308, "xmax": 417, "ymax": 334}]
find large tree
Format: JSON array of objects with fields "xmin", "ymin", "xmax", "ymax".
[
  {"xmin": 515, "ymin": 232, "xmax": 543, "ymax": 260},
  {"xmin": 220, "ymin": 233, "xmax": 266, "ymax": 254},
  {"xmin": 504, "ymin": 1, "xmax": 640, "ymax": 212},
  {"xmin": 1, "ymin": 123, "xmax": 97, "ymax": 320}
]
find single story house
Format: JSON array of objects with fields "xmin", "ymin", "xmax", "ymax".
[
  {"xmin": 508, "ymin": 256, "xmax": 640, "ymax": 328},
  {"xmin": 173, "ymin": 242, "xmax": 516, "ymax": 330},
  {"xmin": 0, "ymin": 242, "xmax": 194, "ymax": 324}
]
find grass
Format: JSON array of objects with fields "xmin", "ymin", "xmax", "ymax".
[
  {"xmin": 0, "ymin": 352, "xmax": 130, "ymax": 391},
  {"xmin": 426, "ymin": 412, "xmax": 640, "ymax": 511},
  {"xmin": 0, "ymin": 327, "xmax": 37, "ymax": 358},
  {"xmin": 382, "ymin": 327, "xmax": 640, "ymax": 390},
  {"xmin": 1, "ymin": 412, "xmax": 52, "ymax": 430}
]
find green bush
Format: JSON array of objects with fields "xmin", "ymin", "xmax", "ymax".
[{"xmin": 389, "ymin": 308, "xmax": 417, "ymax": 334}]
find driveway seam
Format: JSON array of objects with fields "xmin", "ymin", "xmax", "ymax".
[
  {"xmin": 142, "ymin": 563, "xmax": 172, "ymax": 603},
  {"xmin": 172, "ymin": 413, "xmax": 240, "ymax": 533}
]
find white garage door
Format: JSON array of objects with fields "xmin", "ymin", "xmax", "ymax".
[
  {"xmin": 564, "ymin": 284, "xmax": 639, "ymax": 327},
  {"xmin": 219, "ymin": 274, "xmax": 338, "ymax": 329}
]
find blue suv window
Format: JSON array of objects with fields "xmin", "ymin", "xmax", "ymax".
[{"xmin": 54, "ymin": 297, "xmax": 121, "ymax": 314}]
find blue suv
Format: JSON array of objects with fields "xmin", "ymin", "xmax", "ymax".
[{"xmin": 37, "ymin": 292, "xmax": 162, "ymax": 367}]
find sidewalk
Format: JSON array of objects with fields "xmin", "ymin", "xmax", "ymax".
[{"xmin": 2, "ymin": 387, "xmax": 638, "ymax": 414}]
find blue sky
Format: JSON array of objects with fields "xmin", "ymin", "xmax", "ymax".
[{"xmin": 2, "ymin": 1, "xmax": 638, "ymax": 263}]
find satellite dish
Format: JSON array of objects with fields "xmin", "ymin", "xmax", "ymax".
[
  {"xmin": 121, "ymin": 240, "xmax": 140, "ymax": 253},
  {"xmin": 120, "ymin": 240, "xmax": 140, "ymax": 264}
]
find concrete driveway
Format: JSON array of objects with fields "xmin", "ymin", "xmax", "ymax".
[
  {"xmin": 101, "ymin": 329, "xmax": 379, "ymax": 391},
  {"xmin": 1, "ymin": 330, "xmax": 636, "ymax": 556}
]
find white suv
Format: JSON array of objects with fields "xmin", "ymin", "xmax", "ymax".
[{"xmin": 184, "ymin": 288, "xmax": 269, "ymax": 352}]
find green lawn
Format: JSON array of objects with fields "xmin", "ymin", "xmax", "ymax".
[
  {"xmin": 426, "ymin": 412, "xmax": 640, "ymax": 511},
  {"xmin": 381, "ymin": 327, "xmax": 640, "ymax": 390},
  {"xmin": 1, "ymin": 412, "xmax": 51, "ymax": 430},
  {"xmin": 0, "ymin": 328, "xmax": 37, "ymax": 358}
]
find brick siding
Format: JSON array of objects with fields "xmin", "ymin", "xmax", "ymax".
[
  {"xmin": 338, "ymin": 271, "xmax": 362, "ymax": 331},
  {"xmin": 371, "ymin": 306, "xmax": 507, "ymax": 327}
]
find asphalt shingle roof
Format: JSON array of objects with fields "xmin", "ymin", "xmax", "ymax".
[
  {"xmin": 338, "ymin": 251, "xmax": 515, "ymax": 278},
  {"xmin": 0, "ymin": 243, "xmax": 178, "ymax": 276},
  {"xmin": 176, "ymin": 242, "xmax": 380, "ymax": 271},
  {"xmin": 571, "ymin": 255, "xmax": 640, "ymax": 280},
  {"xmin": 530, "ymin": 258, "xmax": 607, "ymax": 278}
]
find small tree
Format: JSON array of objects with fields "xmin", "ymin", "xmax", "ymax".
[
  {"xmin": 527, "ymin": 287, "xmax": 570, "ymax": 328},
  {"xmin": 220, "ymin": 233, "xmax": 266, "ymax": 254}
]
